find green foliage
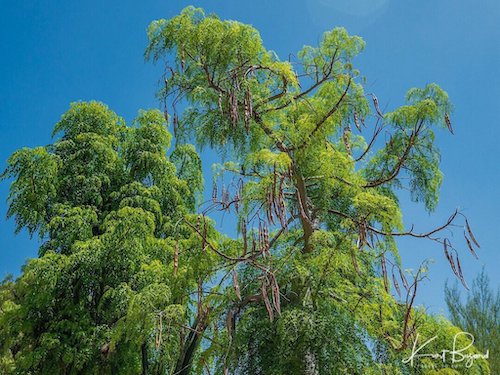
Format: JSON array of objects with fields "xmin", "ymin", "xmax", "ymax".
[
  {"xmin": 445, "ymin": 269, "xmax": 499, "ymax": 374},
  {"xmin": 0, "ymin": 102, "xmax": 208, "ymax": 374},
  {"xmin": 0, "ymin": 7, "xmax": 489, "ymax": 375}
]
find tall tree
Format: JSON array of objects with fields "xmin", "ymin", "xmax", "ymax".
[
  {"xmin": 144, "ymin": 7, "xmax": 488, "ymax": 374},
  {"xmin": 0, "ymin": 7, "xmax": 490, "ymax": 375},
  {"xmin": 445, "ymin": 269, "xmax": 499, "ymax": 373}
]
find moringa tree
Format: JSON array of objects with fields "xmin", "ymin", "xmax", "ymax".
[{"xmin": 0, "ymin": 6, "xmax": 490, "ymax": 375}]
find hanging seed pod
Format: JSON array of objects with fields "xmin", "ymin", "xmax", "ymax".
[
  {"xmin": 242, "ymin": 220, "xmax": 248, "ymax": 256},
  {"xmin": 464, "ymin": 233, "xmax": 479, "ymax": 259},
  {"xmin": 173, "ymin": 113, "xmax": 179, "ymax": 136},
  {"xmin": 353, "ymin": 112, "xmax": 362, "ymax": 132},
  {"xmin": 392, "ymin": 270, "xmax": 401, "ymax": 298},
  {"xmin": 163, "ymin": 108, "xmax": 169, "ymax": 123},
  {"xmin": 261, "ymin": 279, "xmax": 274, "ymax": 322},
  {"xmin": 212, "ymin": 184, "xmax": 218, "ymax": 203},
  {"xmin": 456, "ymin": 256, "xmax": 469, "ymax": 289},
  {"xmin": 202, "ymin": 217, "xmax": 207, "ymax": 252},
  {"xmin": 270, "ymin": 275, "xmax": 281, "ymax": 315},
  {"xmin": 444, "ymin": 114, "xmax": 454, "ymax": 134},
  {"xmin": 232, "ymin": 268, "xmax": 242, "ymax": 301},
  {"xmin": 251, "ymin": 232, "xmax": 256, "ymax": 255},
  {"xmin": 465, "ymin": 219, "xmax": 480, "ymax": 248},
  {"xmin": 173, "ymin": 241, "xmax": 179, "ymax": 276},
  {"xmin": 399, "ymin": 268, "xmax": 409, "ymax": 291},
  {"xmin": 381, "ymin": 256, "xmax": 388, "ymax": 292},
  {"xmin": 181, "ymin": 50, "xmax": 186, "ymax": 72},
  {"xmin": 343, "ymin": 125, "xmax": 352, "ymax": 155},
  {"xmin": 372, "ymin": 94, "xmax": 384, "ymax": 118}
]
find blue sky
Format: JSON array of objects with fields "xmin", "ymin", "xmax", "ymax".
[{"xmin": 1, "ymin": 0, "xmax": 499, "ymax": 314}]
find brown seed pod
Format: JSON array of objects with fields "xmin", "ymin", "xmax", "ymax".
[
  {"xmin": 212, "ymin": 184, "xmax": 218, "ymax": 203},
  {"xmin": 392, "ymin": 270, "xmax": 401, "ymax": 298},
  {"xmin": 372, "ymin": 94, "xmax": 384, "ymax": 118},
  {"xmin": 232, "ymin": 269, "xmax": 242, "ymax": 301},
  {"xmin": 464, "ymin": 233, "xmax": 479, "ymax": 259},
  {"xmin": 270, "ymin": 275, "xmax": 281, "ymax": 315},
  {"xmin": 444, "ymin": 114, "xmax": 454, "ymax": 134},
  {"xmin": 399, "ymin": 268, "xmax": 409, "ymax": 291},
  {"xmin": 181, "ymin": 50, "xmax": 186, "ymax": 72},
  {"xmin": 465, "ymin": 219, "xmax": 480, "ymax": 248},
  {"xmin": 353, "ymin": 112, "xmax": 361, "ymax": 132},
  {"xmin": 381, "ymin": 256, "xmax": 388, "ymax": 292},
  {"xmin": 261, "ymin": 279, "xmax": 274, "ymax": 322},
  {"xmin": 456, "ymin": 256, "xmax": 469, "ymax": 289},
  {"xmin": 242, "ymin": 220, "xmax": 248, "ymax": 256}
]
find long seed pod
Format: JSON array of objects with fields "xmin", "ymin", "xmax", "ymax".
[
  {"xmin": 181, "ymin": 50, "xmax": 186, "ymax": 72},
  {"xmin": 392, "ymin": 270, "xmax": 401, "ymax": 298},
  {"xmin": 464, "ymin": 233, "xmax": 479, "ymax": 259},
  {"xmin": 202, "ymin": 217, "xmax": 207, "ymax": 252},
  {"xmin": 353, "ymin": 112, "xmax": 362, "ymax": 132},
  {"xmin": 232, "ymin": 268, "xmax": 242, "ymax": 301},
  {"xmin": 242, "ymin": 220, "xmax": 248, "ymax": 256},
  {"xmin": 399, "ymin": 268, "xmax": 409, "ymax": 291},
  {"xmin": 173, "ymin": 113, "xmax": 179, "ymax": 136},
  {"xmin": 212, "ymin": 184, "xmax": 218, "ymax": 203},
  {"xmin": 444, "ymin": 114, "xmax": 454, "ymax": 134},
  {"xmin": 251, "ymin": 232, "xmax": 256, "ymax": 255},
  {"xmin": 343, "ymin": 125, "xmax": 352, "ymax": 155},
  {"xmin": 456, "ymin": 256, "xmax": 469, "ymax": 289},
  {"xmin": 381, "ymin": 256, "xmax": 388, "ymax": 292},
  {"xmin": 173, "ymin": 241, "xmax": 179, "ymax": 276},
  {"xmin": 465, "ymin": 219, "xmax": 480, "ymax": 248},
  {"xmin": 261, "ymin": 279, "xmax": 274, "ymax": 322},
  {"xmin": 270, "ymin": 274, "xmax": 281, "ymax": 315},
  {"xmin": 372, "ymin": 94, "xmax": 384, "ymax": 118}
]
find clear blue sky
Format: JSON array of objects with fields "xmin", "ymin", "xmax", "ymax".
[{"xmin": 1, "ymin": 0, "xmax": 499, "ymax": 314}]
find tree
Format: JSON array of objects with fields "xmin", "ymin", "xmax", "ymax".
[
  {"xmin": 0, "ymin": 6, "xmax": 490, "ymax": 374},
  {"xmin": 445, "ymin": 268, "xmax": 499, "ymax": 373}
]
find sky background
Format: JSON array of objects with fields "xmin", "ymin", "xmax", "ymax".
[{"xmin": 1, "ymin": 0, "xmax": 499, "ymax": 315}]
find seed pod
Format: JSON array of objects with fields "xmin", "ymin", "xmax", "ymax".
[
  {"xmin": 343, "ymin": 125, "xmax": 352, "ymax": 155},
  {"xmin": 181, "ymin": 50, "xmax": 186, "ymax": 72},
  {"xmin": 392, "ymin": 270, "xmax": 401, "ymax": 298},
  {"xmin": 444, "ymin": 114, "xmax": 454, "ymax": 134},
  {"xmin": 465, "ymin": 219, "xmax": 480, "ymax": 248},
  {"xmin": 353, "ymin": 112, "xmax": 362, "ymax": 132},
  {"xmin": 261, "ymin": 279, "xmax": 274, "ymax": 322},
  {"xmin": 381, "ymin": 256, "xmax": 388, "ymax": 292},
  {"xmin": 270, "ymin": 275, "xmax": 281, "ymax": 315},
  {"xmin": 464, "ymin": 233, "xmax": 478, "ymax": 259},
  {"xmin": 212, "ymin": 184, "xmax": 218, "ymax": 203},
  {"xmin": 232, "ymin": 269, "xmax": 241, "ymax": 301},
  {"xmin": 242, "ymin": 220, "xmax": 248, "ymax": 256},
  {"xmin": 372, "ymin": 94, "xmax": 384, "ymax": 118},
  {"xmin": 399, "ymin": 268, "xmax": 409, "ymax": 291},
  {"xmin": 456, "ymin": 256, "xmax": 469, "ymax": 289},
  {"xmin": 173, "ymin": 113, "xmax": 179, "ymax": 136}
]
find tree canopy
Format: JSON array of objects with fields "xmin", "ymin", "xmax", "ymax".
[{"xmin": 0, "ymin": 6, "xmax": 489, "ymax": 375}]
